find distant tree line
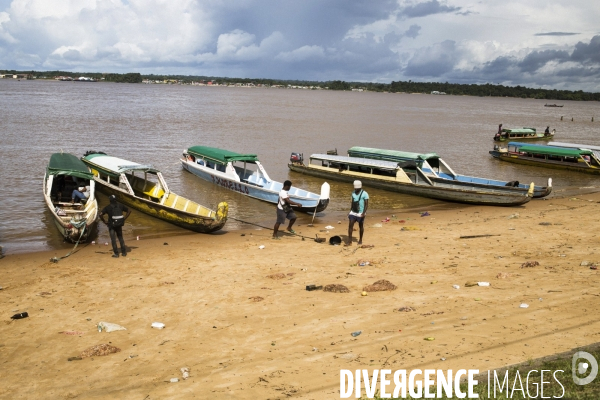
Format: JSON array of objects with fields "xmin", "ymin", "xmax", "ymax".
[{"xmin": 2, "ymin": 69, "xmax": 598, "ymax": 101}]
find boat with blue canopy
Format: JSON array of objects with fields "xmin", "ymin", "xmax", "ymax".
[
  {"xmin": 44, "ymin": 152, "xmax": 98, "ymax": 242},
  {"xmin": 181, "ymin": 146, "xmax": 329, "ymax": 213},
  {"xmin": 347, "ymin": 146, "xmax": 552, "ymax": 198},
  {"xmin": 82, "ymin": 152, "xmax": 228, "ymax": 233},
  {"xmin": 289, "ymin": 152, "xmax": 534, "ymax": 206},
  {"xmin": 489, "ymin": 142, "xmax": 600, "ymax": 174}
]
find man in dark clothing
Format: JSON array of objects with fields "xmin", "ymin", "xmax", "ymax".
[{"xmin": 99, "ymin": 195, "xmax": 131, "ymax": 258}]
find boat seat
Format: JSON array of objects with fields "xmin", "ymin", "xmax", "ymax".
[{"xmin": 246, "ymin": 174, "xmax": 262, "ymax": 186}]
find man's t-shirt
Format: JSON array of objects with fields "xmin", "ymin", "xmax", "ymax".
[
  {"xmin": 349, "ymin": 190, "xmax": 369, "ymax": 216},
  {"xmin": 277, "ymin": 189, "xmax": 289, "ymax": 211}
]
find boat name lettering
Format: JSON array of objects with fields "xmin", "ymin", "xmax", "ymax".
[{"xmin": 211, "ymin": 176, "xmax": 249, "ymax": 194}]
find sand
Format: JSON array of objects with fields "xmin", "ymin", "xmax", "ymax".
[{"xmin": 2, "ymin": 192, "xmax": 600, "ymax": 399}]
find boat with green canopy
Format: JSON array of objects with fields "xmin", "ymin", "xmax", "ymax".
[
  {"xmin": 346, "ymin": 146, "xmax": 552, "ymax": 198},
  {"xmin": 82, "ymin": 152, "xmax": 228, "ymax": 233},
  {"xmin": 493, "ymin": 127, "xmax": 554, "ymax": 142},
  {"xmin": 181, "ymin": 146, "xmax": 329, "ymax": 212},
  {"xmin": 489, "ymin": 142, "xmax": 600, "ymax": 174},
  {"xmin": 289, "ymin": 151, "xmax": 535, "ymax": 206},
  {"xmin": 43, "ymin": 152, "xmax": 98, "ymax": 242}
]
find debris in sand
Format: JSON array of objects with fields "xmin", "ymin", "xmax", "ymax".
[
  {"xmin": 97, "ymin": 321, "xmax": 126, "ymax": 332},
  {"xmin": 181, "ymin": 367, "xmax": 190, "ymax": 380},
  {"xmin": 464, "ymin": 281, "xmax": 478, "ymax": 287},
  {"xmin": 496, "ymin": 272, "xmax": 512, "ymax": 279},
  {"xmin": 396, "ymin": 306, "xmax": 416, "ymax": 312},
  {"xmin": 323, "ymin": 284, "xmax": 350, "ymax": 293},
  {"xmin": 80, "ymin": 344, "xmax": 121, "ymax": 358},
  {"xmin": 521, "ymin": 261, "xmax": 540, "ymax": 268},
  {"xmin": 249, "ymin": 296, "xmax": 264, "ymax": 302},
  {"xmin": 267, "ymin": 273, "xmax": 286, "ymax": 280},
  {"xmin": 363, "ymin": 280, "xmax": 397, "ymax": 292}
]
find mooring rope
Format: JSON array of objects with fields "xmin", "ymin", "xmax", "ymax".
[
  {"xmin": 227, "ymin": 216, "xmax": 318, "ymax": 241},
  {"xmin": 50, "ymin": 223, "xmax": 88, "ymax": 263}
]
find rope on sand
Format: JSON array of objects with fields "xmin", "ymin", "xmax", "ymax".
[
  {"xmin": 228, "ymin": 216, "xmax": 316, "ymax": 240},
  {"xmin": 50, "ymin": 225, "xmax": 88, "ymax": 263}
]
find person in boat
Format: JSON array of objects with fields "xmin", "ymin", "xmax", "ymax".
[
  {"xmin": 498, "ymin": 124, "xmax": 503, "ymax": 134},
  {"xmin": 99, "ymin": 195, "xmax": 132, "ymax": 258},
  {"xmin": 272, "ymin": 180, "xmax": 302, "ymax": 239},
  {"xmin": 345, "ymin": 180, "xmax": 369, "ymax": 246},
  {"xmin": 544, "ymin": 126, "xmax": 550, "ymax": 136},
  {"xmin": 71, "ymin": 186, "xmax": 90, "ymax": 204}
]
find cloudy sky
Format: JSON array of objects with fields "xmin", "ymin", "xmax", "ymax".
[{"xmin": 0, "ymin": 0, "xmax": 599, "ymax": 91}]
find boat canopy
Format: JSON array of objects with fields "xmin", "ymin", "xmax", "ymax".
[
  {"xmin": 502, "ymin": 128, "xmax": 536, "ymax": 133},
  {"xmin": 310, "ymin": 154, "xmax": 400, "ymax": 171},
  {"xmin": 83, "ymin": 153, "xmax": 159, "ymax": 177},
  {"xmin": 187, "ymin": 146, "xmax": 259, "ymax": 165},
  {"xmin": 47, "ymin": 153, "xmax": 94, "ymax": 180},
  {"xmin": 348, "ymin": 146, "xmax": 439, "ymax": 164},
  {"xmin": 508, "ymin": 142, "xmax": 593, "ymax": 157}
]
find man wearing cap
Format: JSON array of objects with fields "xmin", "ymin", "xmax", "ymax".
[
  {"xmin": 99, "ymin": 195, "xmax": 131, "ymax": 258},
  {"xmin": 346, "ymin": 180, "xmax": 369, "ymax": 246}
]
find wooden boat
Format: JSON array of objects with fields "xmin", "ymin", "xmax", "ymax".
[
  {"xmin": 82, "ymin": 152, "xmax": 228, "ymax": 233},
  {"xmin": 347, "ymin": 146, "xmax": 552, "ymax": 198},
  {"xmin": 494, "ymin": 127, "xmax": 554, "ymax": 142},
  {"xmin": 181, "ymin": 146, "xmax": 329, "ymax": 213},
  {"xmin": 289, "ymin": 153, "xmax": 534, "ymax": 206},
  {"xmin": 43, "ymin": 153, "xmax": 98, "ymax": 242},
  {"xmin": 489, "ymin": 142, "xmax": 600, "ymax": 174}
]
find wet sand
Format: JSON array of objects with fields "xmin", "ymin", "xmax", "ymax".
[{"xmin": 2, "ymin": 192, "xmax": 600, "ymax": 399}]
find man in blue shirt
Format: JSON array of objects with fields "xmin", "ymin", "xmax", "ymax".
[{"xmin": 346, "ymin": 180, "xmax": 369, "ymax": 246}]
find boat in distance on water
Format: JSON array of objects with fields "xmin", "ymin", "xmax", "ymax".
[
  {"xmin": 288, "ymin": 153, "xmax": 534, "ymax": 206},
  {"xmin": 493, "ymin": 127, "xmax": 555, "ymax": 142},
  {"xmin": 544, "ymin": 104, "xmax": 563, "ymax": 107},
  {"xmin": 82, "ymin": 152, "xmax": 228, "ymax": 233},
  {"xmin": 44, "ymin": 152, "xmax": 98, "ymax": 242},
  {"xmin": 489, "ymin": 142, "xmax": 600, "ymax": 175},
  {"xmin": 181, "ymin": 146, "xmax": 329, "ymax": 213},
  {"xmin": 346, "ymin": 146, "xmax": 552, "ymax": 199}
]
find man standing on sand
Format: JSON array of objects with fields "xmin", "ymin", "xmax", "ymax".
[
  {"xmin": 99, "ymin": 195, "xmax": 131, "ymax": 258},
  {"xmin": 346, "ymin": 180, "xmax": 369, "ymax": 246},
  {"xmin": 273, "ymin": 180, "xmax": 302, "ymax": 239}
]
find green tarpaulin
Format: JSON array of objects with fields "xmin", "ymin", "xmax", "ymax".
[
  {"xmin": 47, "ymin": 153, "xmax": 94, "ymax": 180},
  {"xmin": 509, "ymin": 143, "xmax": 593, "ymax": 157},
  {"xmin": 187, "ymin": 146, "xmax": 259, "ymax": 165}
]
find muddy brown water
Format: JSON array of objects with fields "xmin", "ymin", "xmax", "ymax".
[{"xmin": 1, "ymin": 79, "xmax": 598, "ymax": 254}]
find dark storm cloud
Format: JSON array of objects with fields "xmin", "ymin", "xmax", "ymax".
[
  {"xmin": 534, "ymin": 32, "xmax": 580, "ymax": 36},
  {"xmin": 517, "ymin": 49, "xmax": 569, "ymax": 73},
  {"xmin": 570, "ymin": 35, "xmax": 600, "ymax": 63},
  {"xmin": 399, "ymin": 0, "xmax": 461, "ymax": 18},
  {"xmin": 213, "ymin": 0, "xmax": 398, "ymax": 49}
]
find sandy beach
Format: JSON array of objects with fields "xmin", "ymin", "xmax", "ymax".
[{"xmin": 2, "ymin": 192, "xmax": 600, "ymax": 399}]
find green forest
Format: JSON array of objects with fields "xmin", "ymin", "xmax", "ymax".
[{"xmin": 2, "ymin": 69, "xmax": 598, "ymax": 101}]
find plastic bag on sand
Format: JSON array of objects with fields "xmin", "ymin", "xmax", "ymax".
[{"xmin": 98, "ymin": 321, "xmax": 126, "ymax": 332}]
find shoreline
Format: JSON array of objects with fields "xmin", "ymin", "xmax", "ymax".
[{"xmin": 3, "ymin": 190, "xmax": 600, "ymax": 397}]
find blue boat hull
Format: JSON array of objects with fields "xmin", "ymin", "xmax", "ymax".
[{"xmin": 182, "ymin": 160, "xmax": 328, "ymax": 213}]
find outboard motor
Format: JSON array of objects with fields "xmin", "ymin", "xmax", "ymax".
[
  {"xmin": 493, "ymin": 133, "xmax": 500, "ymax": 141},
  {"xmin": 290, "ymin": 152, "xmax": 303, "ymax": 163}
]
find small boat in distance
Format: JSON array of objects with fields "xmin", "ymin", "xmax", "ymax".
[
  {"xmin": 82, "ymin": 152, "xmax": 228, "ymax": 233},
  {"xmin": 181, "ymin": 146, "xmax": 330, "ymax": 213},
  {"xmin": 289, "ymin": 152, "xmax": 534, "ymax": 206},
  {"xmin": 489, "ymin": 142, "xmax": 600, "ymax": 174},
  {"xmin": 494, "ymin": 127, "xmax": 554, "ymax": 142},
  {"xmin": 346, "ymin": 146, "xmax": 552, "ymax": 198},
  {"xmin": 544, "ymin": 104, "xmax": 563, "ymax": 107},
  {"xmin": 43, "ymin": 153, "xmax": 98, "ymax": 242}
]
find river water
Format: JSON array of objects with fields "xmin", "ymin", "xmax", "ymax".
[{"xmin": 1, "ymin": 79, "xmax": 599, "ymax": 254}]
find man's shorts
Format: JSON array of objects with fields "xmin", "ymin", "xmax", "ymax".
[
  {"xmin": 348, "ymin": 214, "xmax": 365, "ymax": 223},
  {"xmin": 277, "ymin": 208, "xmax": 297, "ymax": 224}
]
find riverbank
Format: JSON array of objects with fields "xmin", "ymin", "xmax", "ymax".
[{"xmin": 2, "ymin": 191, "xmax": 600, "ymax": 398}]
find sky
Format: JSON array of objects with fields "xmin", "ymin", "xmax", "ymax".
[{"xmin": 0, "ymin": 0, "xmax": 599, "ymax": 91}]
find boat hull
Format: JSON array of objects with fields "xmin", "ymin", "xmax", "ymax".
[
  {"xmin": 489, "ymin": 151, "xmax": 600, "ymax": 175},
  {"xmin": 428, "ymin": 176, "xmax": 552, "ymax": 198},
  {"xmin": 289, "ymin": 164, "xmax": 531, "ymax": 206},
  {"xmin": 93, "ymin": 179, "xmax": 227, "ymax": 233},
  {"xmin": 182, "ymin": 159, "xmax": 328, "ymax": 213},
  {"xmin": 494, "ymin": 133, "xmax": 554, "ymax": 142}
]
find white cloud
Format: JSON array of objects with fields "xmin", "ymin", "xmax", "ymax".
[{"xmin": 275, "ymin": 45, "xmax": 324, "ymax": 62}]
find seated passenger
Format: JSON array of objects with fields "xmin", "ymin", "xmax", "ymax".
[{"xmin": 72, "ymin": 186, "xmax": 90, "ymax": 204}]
